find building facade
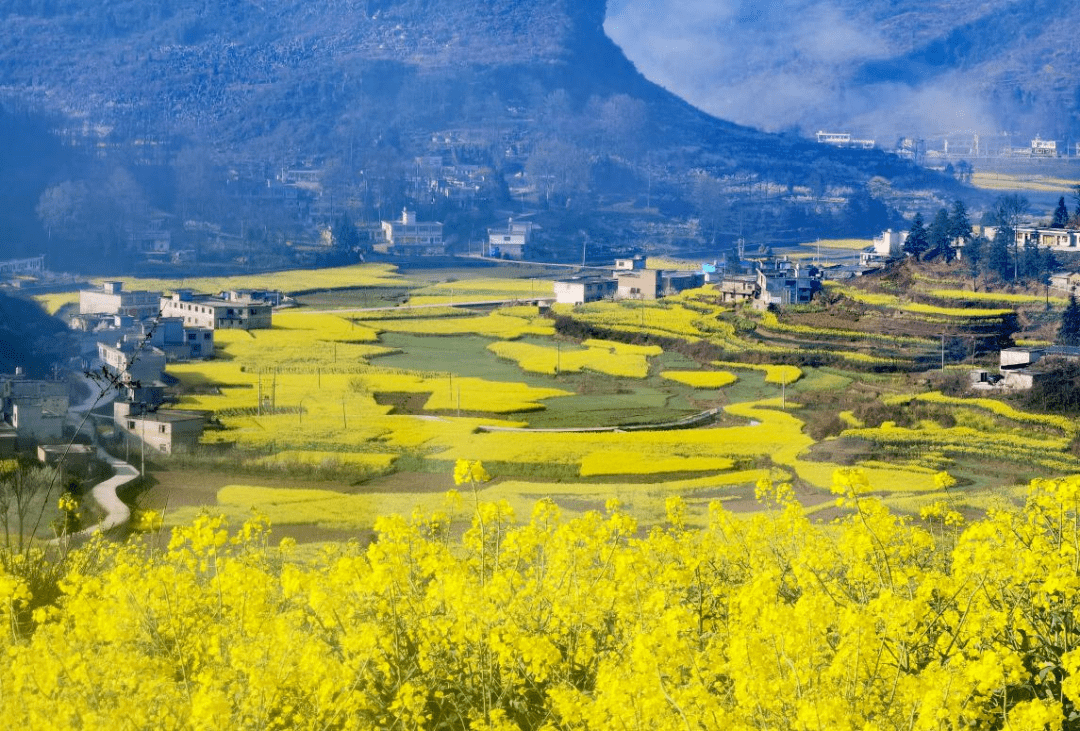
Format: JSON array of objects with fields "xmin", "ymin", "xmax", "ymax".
[
  {"xmin": 380, "ymin": 209, "xmax": 445, "ymax": 255},
  {"xmin": 553, "ymin": 276, "xmax": 618, "ymax": 306},
  {"xmin": 113, "ymin": 401, "xmax": 205, "ymax": 455},
  {"xmin": 79, "ymin": 281, "xmax": 162, "ymax": 320},
  {"xmin": 160, "ymin": 291, "xmax": 273, "ymax": 330},
  {"xmin": 486, "ymin": 219, "xmax": 534, "ymax": 260}
]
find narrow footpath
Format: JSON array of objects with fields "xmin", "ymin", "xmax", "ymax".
[{"xmin": 71, "ymin": 447, "xmax": 135, "ymax": 538}]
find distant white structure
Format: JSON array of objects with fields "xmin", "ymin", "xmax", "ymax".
[
  {"xmin": 160, "ymin": 290, "xmax": 273, "ymax": 330},
  {"xmin": 486, "ymin": 218, "xmax": 534, "ymax": 259},
  {"xmin": 80, "ymin": 281, "xmax": 162, "ymax": 320},
  {"xmin": 1031, "ymin": 137, "xmax": 1058, "ymax": 157},
  {"xmin": 816, "ymin": 131, "xmax": 875, "ymax": 149},
  {"xmin": 860, "ymin": 229, "xmax": 907, "ymax": 266},
  {"xmin": 0, "ymin": 256, "xmax": 45, "ymax": 277},
  {"xmin": 380, "ymin": 209, "xmax": 445, "ymax": 255},
  {"xmin": 113, "ymin": 401, "xmax": 205, "ymax": 455},
  {"xmin": 553, "ymin": 276, "xmax": 618, "ymax": 306}
]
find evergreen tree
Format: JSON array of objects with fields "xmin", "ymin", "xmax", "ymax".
[
  {"xmin": 904, "ymin": 212, "xmax": 929, "ymax": 260},
  {"xmin": 1059, "ymin": 294, "xmax": 1080, "ymax": 347},
  {"xmin": 927, "ymin": 207, "xmax": 953, "ymax": 261},
  {"xmin": 992, "ymin": 194, "xmax": 1027, "ymax": 281},
  {"xmin": 986, "ymin": 227, "xmax": 1012, "ymax": 281},
  {"xmin": 1052, "ymin": 196, "xmax": 1070, "ymax": 228},
  {"xmin": 948, "ymin": 200, "xmax": 972, "ymax": 245},
  {"xmin": 964, "ymin": 235, "xmax": 986, "ymax": 289},
  {"xmin": 332, "ymin": 212, "xmax": 361, "ymax": 252}
]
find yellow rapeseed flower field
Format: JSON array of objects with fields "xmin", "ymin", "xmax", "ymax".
[
  {"xmin": 661, "ymin": 370, "xmax": 738, "ymax": 388},
  {"xmin": 488, "ymin": 339, "xmax": 659, "ymax": 377}
]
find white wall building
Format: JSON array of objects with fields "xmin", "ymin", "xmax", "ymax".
[
  {"xmin": 380, "ymin": 209, "xmax": 445, "ymax": 255},
  {"xmin": 160, "ymin": 290, "xmax": 273, "ymax": 330},
  {"xmin": 79, "ymin": 281, "xmax": 162, "ymax": 320}
]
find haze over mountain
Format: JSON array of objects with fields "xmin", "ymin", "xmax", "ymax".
[
  {"xmin": 0, "ymin": 0, "xmax": 949, "ymax": 267},
  {"xmin": 606, "ymin": 0, "xmax": 1080, "ymax": 145}
]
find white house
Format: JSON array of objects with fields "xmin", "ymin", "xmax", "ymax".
[
  {"xmin": 553, "ymin": 276, "xmax": 618, "ymax": 306},
  {"xmin": 380, "ymin": 209, "xmax": 445, "ymax": 255},
  {"xmin": 486, "ymin": 219, "xmax": 534, "ymax": 259}
]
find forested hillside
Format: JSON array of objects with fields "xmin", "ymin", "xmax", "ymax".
[{"xmin": 0, "ymin": 0, "xmax": 948, "ymax": 269}]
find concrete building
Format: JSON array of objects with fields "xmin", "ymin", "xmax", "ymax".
[
  {"xmin": 37, "ymin": 443, "xmax": 94, "ymax": 471},
  {"xmin": 380, "ymin": 209, "xmax": 445, "ymax": 255},
  {"xmin": 615, "ymin": 256, "xmax": 647, "ymax": 272},
  {"xmin": 486, "ymin": 219, "xmax": 534, "ymax": 260},
  {"xmin": 0, "ymin": 256, "xmax": 45, "ymax": 278},
  {"xmin": 160, "ymin": 290, "xmax": 273, "ymax": 330},
  {"xmin": 661, "ymin": 270, "xmax": 706, "ymax": 296},
  {"xmin": 861, "ymin": 229, "xmax": 907, "ymax": 266},
  {"xmin": 1015, "ymin": 227, "xmax": 1080, "ymax": 250},
  {"xmin": 97, "ymin": 340, "xmax": 167, "ymax": 387},
  {"xmin": 1051, "ymin": 271, "xmax": 1080, "ymax": 296},
  {"xmin": 754, "ymin": 259, "xmax": 821, "ymax": 310},
  {"xmin": 553, "ymin": 276, "xmax": 618, "ymax": 306},
  {"xmin": 976, "ymin": 346, "xmax": 1080, "ymax": 391},
  {"xmin": 113, "ymin": 401, "xmax": 205, "ymax": 455},
  {"xmin": 616, "ymin": 268, "xmax": 661, "ymax": 300},
  {"xmin": 79, "ymin": 281, "xmax": 162, "ymax": 320},
  {"xmin": 716, "ymin": 275, "xmax": 757, "ymax": 304},
  {"xmin": 0, "ymin": 375, "xmax": 69, "ymax": 444}
]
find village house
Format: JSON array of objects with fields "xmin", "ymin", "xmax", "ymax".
[
  {"xmin": 112, "ymin": 401, "xmax": 205, "ymax": 455},
  {"xmin": 379, "ymin": 209, "xmax": 445, "ymax": 255},
  {"xmin": 0, "ymin": 372, "xmax": 69, "ymax": 445},
  {"xmin": 80, "ymin": 281, "xmax": 162, "ymax": 320},
  {"xmin": 0, "ymin": 256, "xmax": 45, "ymax": 279},
  {"xmin": 159, "ymin": 290, "xmax": 273, "ymax": 330},
  {"xmin": 1051, "ymin": 271, "xmax": 1080, "ymax": 296},
  {"xmin": 860, "ymin": 229, "xmax": 907, "ymax": 266},
  {"xmin": 486, "ymin": 218, "xmax": 534, "ymax": 259},
  {"xmin": 754, "ymin": 259, "xmax": 822, "ymax": 310},
  {"xmin": 553, "ymin": 276, "xmax": 618, "ymax": 306},
  {"xmin": 611, "ymin": 256, "xmax": 706, "ymax": 301},
  {"xmin": 97, "ymin": 340, "xmax": 168, "ymax": 387},
  {"xmin": 716, "ymin": 275, "xmax": 757, "ymax": 304},
  {"xmin": 37, "ymin": 443, "xmax": 95, "ymax": 471},
  {"xmin": 1014, "ymin": 227, "xmax": 1080, "ymax": 251},
  {"xmin": 972, "ymin": 346, "xmax": 1080, "ymax": 391}
]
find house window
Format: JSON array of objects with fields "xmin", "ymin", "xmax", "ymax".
[
  {"xmin": 127, "ymin": 420, "xmax": 135, "ymax": 430},
  {"xmin": 159, "ymin": 424, "xmax": 167, "ymax": 433}
]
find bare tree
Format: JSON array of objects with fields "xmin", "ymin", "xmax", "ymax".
[{"xmin": 0, "ymin": 459, "xmax": 60, "ymax": 554}]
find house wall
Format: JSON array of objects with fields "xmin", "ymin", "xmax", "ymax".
[
  {"xmin": 119, "ymin": 411, "xmax": 204, "ymax": 455},
  {"xmin": 616, "ymin": 270, "xmax": 661, "ymax": 300},
  {"xmin": 160, "ymin": 295, "xmax": 272, "ymax": 330},
  {"xmin": 11, "ymin": 402, "xmax": 65, "ymax": 442},
  {"xmin": 79, "ymin": 289, "xmax": 162, "ymax": 319},
  {"xmin": 1000, "ymin": 348, "xmax": 1043, "ymax": 368},
  {"xmin": 97, "ymin": 342, "xmax": 167, "ymax": 385}
]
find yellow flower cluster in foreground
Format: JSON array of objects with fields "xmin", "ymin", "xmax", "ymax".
[{"xmin": 7, "ymin": 472, "xmax": 1080, "ymax": 728}]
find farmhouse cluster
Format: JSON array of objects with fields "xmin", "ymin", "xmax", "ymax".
[
  {"xmin": 552, "ymin": 255, "xmax": 822, "ymax": 309},
  {"xmin": 0, "ymin": 281, "xmax": 281, "ymax": 467}
]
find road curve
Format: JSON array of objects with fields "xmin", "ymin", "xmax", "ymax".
[{"xmin": 70, "ymin": 448, "xmax": 136, "ymax": 539}]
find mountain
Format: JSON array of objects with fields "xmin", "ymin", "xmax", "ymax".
[
  {"xmin": 606, "ymin": 0, "xmax": 1080, "ymax": 145},
  {"xmin": 0, "ymin": 0, "xmax": 948, "ymax": 267}
]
